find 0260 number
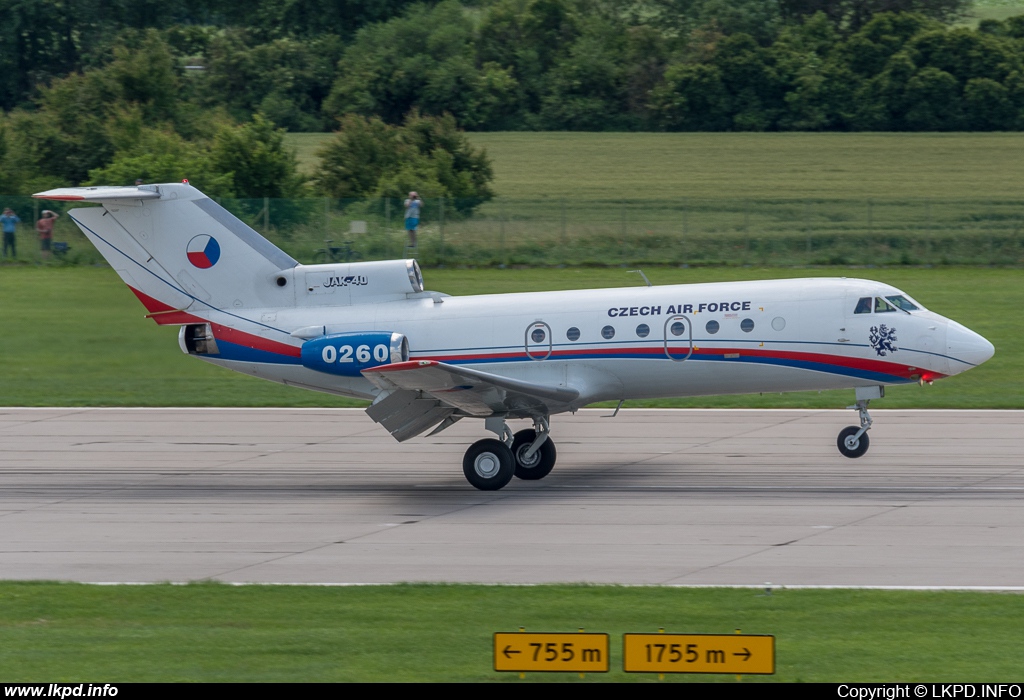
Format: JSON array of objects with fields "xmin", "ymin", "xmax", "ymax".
[{"xmin": 320, "ymin": 344, "xmax": 389, "ymax": 364}]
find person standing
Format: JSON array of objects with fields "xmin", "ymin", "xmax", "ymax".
[
  {"xmin": 1, "ymin": 208, "xmax": 20, "ymax": 260},
  {"xmin": 403, "ymin": 191, "xmax": 421, "ymax": 249},
  {"xmin": 36, "ymin": 210, "xmax": 59, "ymax": 261}
]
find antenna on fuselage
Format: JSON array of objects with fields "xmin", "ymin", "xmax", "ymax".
[{"xmin": 628, "ymin": 269, "xmax": 653, "ymax": 287}]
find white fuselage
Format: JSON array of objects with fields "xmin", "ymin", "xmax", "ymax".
[{"xmin": 192, "ymin": 276, "xmax": 992, "ymax": 415}]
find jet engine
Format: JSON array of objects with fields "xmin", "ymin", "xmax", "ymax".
[{"xmin": 301, "ymin": 332, "xmax": 409, "ymax": 376}]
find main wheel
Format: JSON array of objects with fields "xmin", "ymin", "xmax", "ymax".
[
  {"xmin": 837, "ymin": 426, "xmax": 870, "ymax": 458},
  {"xmin": 510, "ymin": 429, "xmax": 557, "ymax": 480},
  {"xmin": 463, "ymin": 439, "xmax": 515, "ymax": 491}
]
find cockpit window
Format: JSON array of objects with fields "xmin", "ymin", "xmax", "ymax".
[
  {"xmin": 874, "ymin": 297, "xmax": 897, "ymax": 313},
  {"xmin": 886, "ymin": 295, "xmax": 920, "ymax": 312},
  {"xmin": 854, "ymin": 297, "xmax": 872, "ymax": 314}
]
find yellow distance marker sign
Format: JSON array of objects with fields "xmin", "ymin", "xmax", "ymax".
[
  {"xmin": 494, "ymin": 632, "xmax": 610, "ymax": 673},
  {"xmin": 623, "ymin": 633, "xmax": 775, "ymax": 675}
]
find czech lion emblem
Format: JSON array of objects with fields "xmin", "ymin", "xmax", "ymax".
[{"xmin": 869, "ymin": 324, "xmax": 898, "ymax": 356}]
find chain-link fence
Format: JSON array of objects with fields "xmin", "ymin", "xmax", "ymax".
[{"xmin": 3, "ymin": 195, "xmax": 1023, "ymax": 267}]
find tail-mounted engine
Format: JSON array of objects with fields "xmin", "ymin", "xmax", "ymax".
[
  {"xmin": 179, "ymin": 323, "xmax": 220, "ymax": 356},
  {"xmin": 301, "ymin": 332, "xmax": 408, "ymax": 376}
]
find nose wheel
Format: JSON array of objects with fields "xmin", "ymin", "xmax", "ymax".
[
  {"xmin": 837, "ymin": 426, "xmax": 870, "ymax": 458},
  {"xmin": 837, "ymin": 391, "xmax": 876, "ymax": 458}
]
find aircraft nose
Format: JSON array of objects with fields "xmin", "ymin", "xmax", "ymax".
[{"xmin": 946, "ymin": 321, "xmax": 994, "ymax": 372}]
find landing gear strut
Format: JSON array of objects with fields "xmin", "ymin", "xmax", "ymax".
[
  {"xmin": 511, "ymin": 417, "xmax": 556, "ymax": 480},
  {"xmin": 837, "ymin": 386, "xmax": 882, "ymax": 458},
  {"xmin": 461, "ymin": 416, "xmax": 557, "ymax": 490}
]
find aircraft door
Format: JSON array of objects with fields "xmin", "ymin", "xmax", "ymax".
[
  {"xmin": 525, "ymin": 321, "xmax": 552, "ymax": 360},
  {"xmin": 663, "ymin": 315, "xmax": 693, "ymax": 361}
]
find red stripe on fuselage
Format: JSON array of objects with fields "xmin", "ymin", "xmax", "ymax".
[
  {"xmin": 414, "ymin": 345, "xmax": 945, "ymax": 381},
  {"xmin": 126, "ymin": 285, "xmax": 300, "ymax": 358},
  {"xmin": 208, "ymin": 322, "xmax": 301, "ymax": 358}
]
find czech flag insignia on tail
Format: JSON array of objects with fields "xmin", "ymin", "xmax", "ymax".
[{"xmin": 187, "ymin": 234, "xmax": 221, "ymax": 269}]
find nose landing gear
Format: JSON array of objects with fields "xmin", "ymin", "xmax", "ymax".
[{"xmin": 837, "ymin": 386, "xmax": 882, "ymax": 458}]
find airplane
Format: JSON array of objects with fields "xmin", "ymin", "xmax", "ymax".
[{"xmin": 35, "ymin": 182, "xmax": 995, "ymax": 490}]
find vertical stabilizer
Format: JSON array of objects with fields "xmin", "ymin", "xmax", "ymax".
[{"xmin": 34, "ymin": 184, "xmax": 298, "ymax": 320}]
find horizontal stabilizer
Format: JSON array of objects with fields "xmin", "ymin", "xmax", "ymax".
[{"xmin": 34, "ymin": 186, "xmax": 162, "ymax": 202}]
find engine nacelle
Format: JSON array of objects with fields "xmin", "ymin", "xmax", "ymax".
[
  {"xmin": 297, "ymin": 259, "xmax": 424, "ymax": 306},
  {"xmin": 301, "ymin": 332, "xmax": 408, "ymax": 377}
]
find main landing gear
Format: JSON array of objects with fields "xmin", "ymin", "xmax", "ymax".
[
  {"xmin": 462, "ymin": 416, "xmax": 556, "ymax": 490},
  {"xmin": 837, "ymin": 386, "xmax": 883, "ymax": 458}
]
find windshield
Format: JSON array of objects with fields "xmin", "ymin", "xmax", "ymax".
[
  {"xmin": 874, "ymin": 297, "xmax": 897, "ymax": 313},
  {"xmin": 886, "ymin": 295, "xmax": 920, "ymax": 312}
]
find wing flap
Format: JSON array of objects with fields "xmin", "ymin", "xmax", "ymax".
[
  {"xmin": 365, "ymin": 361, "xmax": 578, "ymax": 402},
  {"xmin": 365, "ymin": 389, "xmax": 455, "ymax": 442},
  {"xmin": 362, "ymin": 361, "xmax": 580, "ymax": 437}
]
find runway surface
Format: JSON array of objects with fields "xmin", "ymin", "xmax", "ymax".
[{"xmin": 1, "ymin": 407, "xmax": 1022, "ymax": 587}]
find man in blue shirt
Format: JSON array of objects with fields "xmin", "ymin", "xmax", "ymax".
[
  {"xmin": 404, "ymin": 192, "xmax": 421, "ymax": 248},
  {"xmin": 1, "ymin": 208, "xmax": 20, "ymax": 259}
]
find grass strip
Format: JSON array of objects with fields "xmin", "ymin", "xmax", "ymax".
[{"xmin": 1, "ymin": 582, "xmax": 1021, "ymax": 682}]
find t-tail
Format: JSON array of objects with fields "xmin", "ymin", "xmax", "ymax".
[{"xmin": 34, "ymin": 183, "xmax": 300, "ymax": 323}]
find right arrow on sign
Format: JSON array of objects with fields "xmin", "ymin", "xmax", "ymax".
[{"xmin": 622, "ymin": 633, "xmax": 775, "ymax": 675}]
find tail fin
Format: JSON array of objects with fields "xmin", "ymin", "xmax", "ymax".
[{"xmin": 34, "ymin": 184, "xmax": 298, "ymax": 322}]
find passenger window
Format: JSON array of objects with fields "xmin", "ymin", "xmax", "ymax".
[
  {"xmin": 601, "ymin": 325, "xmax": 615, "ymax": 339},
  {"xmin": 635, "ymin": 324, "xmax": 650, "ymax": 338},
  {"xmin": 854, "ymin": 297, "xmax": 872, "ymax": 314},
  {"xmin": 874, "ymin": 297, "xmax": 896, "ymax": 313},
  {"xmin": 566, "ymin": 327, "xmax": 580, "ymax": 341}
]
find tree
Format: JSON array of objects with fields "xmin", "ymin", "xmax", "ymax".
[
  {"xmin": 211, "ymin": 114, "xmax": 307, "ymax": 198},
  {"xmin": 325, "ymin": 1, "xmax": 518, "ymax": 128},
  {"xmin": 198, "ymin": 30, "xmax": 343, "ymax": 131},
  {"xmin": 315, "ymin": 111, "xmax": 494, "ymax": 213},
  {"xmin": 779, "ymin": 0, "xmax": 971, "ymax": 32},
  {"xmin": 85, "ymin": 128, "xmax": 234, "ymax": 196}
]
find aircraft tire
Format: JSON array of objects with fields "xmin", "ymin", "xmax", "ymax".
[
  {"xmin": 511, "ymin": 429, "xmax": 557, "ymax": 480},
  {"xmin": 837, "ymin": 426, "xmax": 870, "ymax": 458},
  {"xmin": 463, "ymin": 439, "xmax": 515, "ymax": 490}
]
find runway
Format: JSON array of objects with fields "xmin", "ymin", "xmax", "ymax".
[{"xmin": 1, "ymin": 407, "xmax": 1022, "ymax": 587}]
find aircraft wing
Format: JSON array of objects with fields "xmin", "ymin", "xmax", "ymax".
[{"xmin": 362, "ymin": 360, "xmax": 579, "ymax": 442}]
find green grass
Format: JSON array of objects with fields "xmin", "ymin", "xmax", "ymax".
[
  {"xmin": 969, "ymin": 0, "xmax": 1024, "ymax": 23},
  {"xmin": 279, "ymin": 133, "xmax": 1024, "ymax": 267},
  {"xmin": 0, "ymin": 265, "xmax": 1016, "ymax": 408},
  {"xmin": 1, "ymin": 583, "xmax": 1021, "ymax": 682},
  {"xmin": 287, "ymin": 131, "xmax": 1024, "ymax": 200}
]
